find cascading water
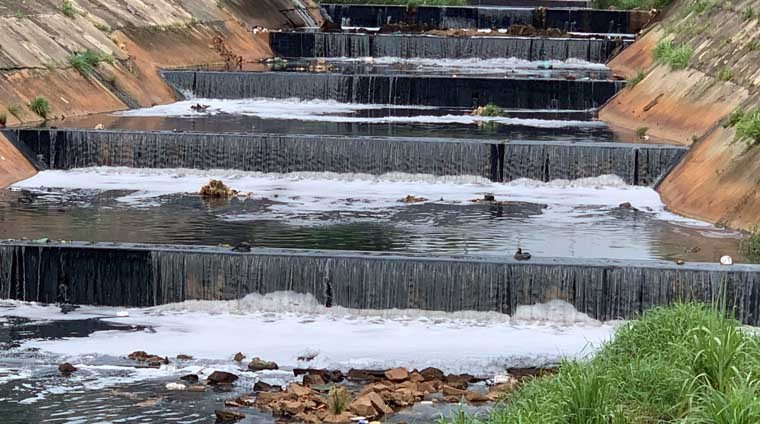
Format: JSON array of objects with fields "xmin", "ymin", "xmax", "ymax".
[
  {"xmin": 1, "ymin": 242, "xmax": 759, "ymax": 324},
  {"xmin": 271, "ymin": 32, "xmax": 625, "ymax": 62},
  {"xmin": 8, "ymin": 130, "xmax": 687, "ymax": 185}
]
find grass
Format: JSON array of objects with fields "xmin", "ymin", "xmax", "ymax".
[
  {"xmin": 438, "ymin": 303, "xmax": 760, "ymax": 424},
  {"xmin": 653, "ymin": 39, "xmax": 693, "ymax": 70},
  {"xmin": 7, "ymin": 105, "xmax": 21, "ymax": 118},
  {"xmin": 591, "ymin": 0, "xmax": 672, "ymax": 9},
  {"xmin": 718, "ymin": 67, "xmax": 734, "ymax": 82},
  {"xmin": 726, "ymin": 108, "xmax": 760, "ymax": 146},
  {"xmin": 0, "ymin": 113, "xmax": 6, "ymax": 126},
  {"xmin": 14, "ymin": 11, "xmax": 27, "ymax": 19},
  {"xmin": 743, "ymin": 6, "xmax": 755, "ymax": 21},
  {"xmin": 68, "ymin": 50, "xmax": 112, "ymax": 76},
  {"xmin": 94, "ymin": 22, "xmax": 112, "ymax": 33},
  {"xmin": 28, "ymin": 96, "xmax": 51, "ymax": 120},
  {"xmin": 627, "ymin": 70, "xmax": 646, "ymax": 88},
  {"xmin": 60, "ymin": 0, "xmax": 77, "ymax": 18},
  {"xmin": 480, "ymin": 104, "xmax": 504, "ymax": 117},
  {"xmin": 635, "ymin": 126, "xmax": 648, "ymax": 138},
  {"xmin": 742, "ymin": 229, "xmax": 760, "ymax": 263},
  {"xmin": 325, "ymin": 387, "xmax": 352, "ymax": 414}
]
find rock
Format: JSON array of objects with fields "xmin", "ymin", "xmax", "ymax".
[
  {"xmin": 446, "ymin": 374, "xmax": 475, "ymax": 387},
  {"xmin": 187, "ymin": 384, "xmax": 207, "ymax": 392},
  {"xmin": 248, "ymin": 357, "xmax": 279, "ymax": 371},
  {"xmin": 294, "ymin": 368, "xmax": 344, "ymax": 383},
  {"xmin": 384, "ymin": 367, "xmax": 409, "ymax": 382},
  {"xmin": 58, "ymin": 362, "xmax": 77, "ymax": 375},
  {"xmin": 395, "ymin": 381, "xmax": 418, "ymax": 391},
  {"xmin": 180, "ymin": 374, "xmax": 199, "ymax": 384},
  {"xmin": 676, "ymin": 259, "xmax": 685, "ymax": 265},
  {"xmin": 128, "ymin": 351, "xmax": 169, "ymax": 364},
  {"xmin": 365, "ymin": 391, "xmax": 393, "ymax": 415},
  {"xmin": 443, "ymin": 395, "xmax": 461, "ymax": 403},
  {"xmin": 165, "ymin": 382, "xmax": 186, "ymax": 391},
  {"xmin": 323, "ymin": 412, "xmax": 354, "ymax": 423},
  {"xmin": 281, "ymin": 400, "xmax": 306, "ymax": 415},
  {"xmin": 347, "ymin": 369, "xmax": 387, "ymax": 381},
  {"xmin": 94, "ymin": 124, "xmax": 105, "ymax": 130},
  {"xmin": 200, "ymin": 179, "xmax": 238, "ymax": 199},
  {"xmin": 418, "ymin": 380, "xmax": 441, "ymax": 394},
  {"xmin": 400, "ymin": 195, "xmax": 427, "ymax": 203},
  {"xmin": 207, "ymin": 371, "xmax": 239, "ymax": 385},
  {"xmin": 233, "ymin": 352, "xmax": 246, "ymax": 362},
  {"xmin": 442, "ymin": 385, "xmax": 467, "ymax": 397},
  {"xmin": 176, "ymin": 354, "xmax": 193, "ymax": 361},
  {"xmin": 255, "ymin": 391, "xmax": 284, "ymax": 406},
  {"xmin": 465, "ymin": 391, "xmax": 490, "ymax": 403},
  {"xmin": 419, "ymin": 367, "xmax": 444, "ymax": 381},
  {"xmin": 287, "ymin": 383, "xmax": 312, "ymax": 397},
  {"xmin": 409, "ymin": 372, "xmax": 424, "ymax": 383},
  {"xmin": 302, "ymin": 373, "xmax": 326, "ymax": 386},
  {"xmin": 618, "ymin": 202, "xmax": 639, "ymax": 211},
  {"xmin": 720, "ymin": 255, "xmax": 733, "ymax": 265},
  {"xmin": 295, "ymin": 412, "xmax": 321, "ymax": 424},
  {"xmin": 215, "ymin": 409, "xmax": 245, "ymax": 423},
  {"xmin": 349, "ymin": 396, "xmax": 378, "ymax": 418},
  {"xmin": 254, "ymin": 381, "xmax": 281, "ymax": 392}
]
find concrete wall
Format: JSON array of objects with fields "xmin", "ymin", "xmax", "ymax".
[{"xmin": 599, "ymin": 0, "xmax": 760, "ymax": 231}]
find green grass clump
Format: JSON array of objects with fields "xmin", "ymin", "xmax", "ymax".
[
  {"xmin": 69, "ymin": 49, "xmax": 112, "ymax": 76},
  {"xmin": 591, "ymin": 0, "xmax": 672, "ymax": 9},
  {"xmin": 480, "ymin": 104, "xmax": 504, "ymax": 117},
  {"xmin": 0, "ymin": 112, "xmax": 6, "ymax": 126},
  {"xmin": 718, "ymin": 67, "xmax": 734, "ymax": 82},
  {"xmin": 635, "ymin": 126, "xmax": 648, "ymax": 138},
  {"xmin": 730, "ymin": 109, "xmax": 760, "ymax": 146},
  {"xmin": 742, "ymin": 229, "xmax": 760, "ymax": 263},
  {"xmin": 7, "ymin": 105, "xmax": 21, "ymax": 118},
  {"xmin": 28, "ymin": 96, "xmax": 51, "ymax": 119},
  {"xmin": 60, "ymin": 0, "xmax": 77, "ymax": 18},
  {"xmin": 438, "ymin": 303, "xmax": 760, "ymax": 424},
  {"xmin": 627, "ymin": 70, "xmax": 646, "ymax": 88},
  {"xmin": 653, "ymin": 39, "xmax": 693, "ymax": 70}
]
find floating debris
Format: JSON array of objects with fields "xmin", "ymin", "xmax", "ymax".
[
  {"xmin": 400, "ymin": 195, "xmax": 427, "ymax": 203},
  {"xmin": 200, "ymin": 180, "xmax": 238, "ymax": 199},
  {"xmin": 190, "ymin": 103, "xmax": 210, "ymax": 112},
  {"xmin": 514, "ymin": 248, "xmax": 531, "ymax": 261}
]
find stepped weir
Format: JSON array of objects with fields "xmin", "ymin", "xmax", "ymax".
[
  {"xmin": 8, "ymin": 129, "xmax": 687, "ymax": 185},
  {"xmin": 270, "ymin": 32, "xmax": 627, "ymax": 62},
  {"xmin": 1, "ymin": 241, "xmax": 759, "ymax": 324},
  {"xmin": 162, "ymin": 71, "xmax": 624, "ymax": 109},
  {"xmin": 320, "ymin": 4, "xmax": 650, "ymax": 34}
]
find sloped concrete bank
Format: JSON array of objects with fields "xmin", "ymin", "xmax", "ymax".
[
  {"xmin": 6, "ymin": 129, "xmax": 686, "ymax": 185},
  {"xmin": 598, "ymin": 0, "xmax": 760, "ymax": 231},
  {"xmin": 2, "ymin": 241, "xmax": 760, "ymax": 324},
  {"xmin": 0, "ymin": 0, "xmax": 321, "ymax": 127}
]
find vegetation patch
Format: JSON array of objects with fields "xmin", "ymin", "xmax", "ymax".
[
  {"xmin": 734, "ymin": 109, "xmax": 760, "ymax": 146},
  {"xmin": 591, "ymin": 0, "xmax": 672, "ymax": 9},
  {"xmin": 653, "ymin": 39, "xmax": 693, "ymax": 70},
  {"xmin": 742, "ymin": 229, "xmax": 760, "ymax": 262},
  {"xmin": 635, "ymin": 126, "xmax": 648, "ymax": 138},
  {"xmin": 627, "ymin": 70, "xmax": 646, "ymax": 88},
  {"xmin": 0, "ymin": 113, "xmax": 6, "ymax": 127},
  {"xmin": 717, "ymin": 66, "xmax": 734, "ymax": 82},
  {"xmin": 60, "ymin": 0, "xmax": 77, "ymax": 18},
  {"xmin": 28, "ymin": 96, "xmax": 51, "ymax": 120},
  {"xmin": 69, "ymin": 50, "xmax": 113, "ymax": 76},
  {"xmin": 438, "ymin": 303, "xmax": 760, "ymax": 424}
]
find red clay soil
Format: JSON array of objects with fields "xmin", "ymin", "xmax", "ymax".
[{"xmin": 0, "ymin": 133, "xmax": 36, "ymax": 188}]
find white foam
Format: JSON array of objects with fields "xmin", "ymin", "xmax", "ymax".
[
  {"xmin": 117, "ymin": 98, "xmax": 605, "ymax": 128},
  {"xmin": 14, "ymin": 167, "xmax": 668, "ymax": 213},
  {"xmin": 338, "ymin": 56, "xmax": 610, "ymax": 72},
  {"xmin": 3, "ymin": 293, "xmax": 615, "ymax": 375}
]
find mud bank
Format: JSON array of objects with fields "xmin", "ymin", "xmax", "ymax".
[{"xmin": 598, "ymin": 0, "xmax": 760, "ymax": 231}]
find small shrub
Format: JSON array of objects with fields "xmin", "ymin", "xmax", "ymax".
[
  {"xmin": 94, "ymin": 22, "xmax": 112, "ymax": 33},
  {"xmin": 60, "ymin": 0, "xmax": 77, "ymax": 18},
  {"xmin": 627, "ymin": 70, "xmax": 646, "ymax": 88},
  {"xmin": 725, "ymin": 109, "xmax": 744, "ymax": 128},
  {"xmin": 28, "ymin": 96, "xmax": 51, "ymax": 119},
  {"xmin": 14, "ymin": 11, "xmax": 27, "ymax": 19},
  {"xmin": 653, "ymin": 39, "xmax": 693, "ymax": 70},
  {"xmin": 718, "ymin": 67, "xmax": 734, "ymax": 82},
  {"xmin": 481, "ymin": 104, "xmax": 504, "ymax": 117},
  {"xmin": 734, "ymin": 109, "xmax": 760, "ymax": 145},
  {"xmin": 748, "ymin": 41, "xmax": 759, "ymax": 52},
  {"xmin": 69, "ymin": 49, "xmax": 112, "ymax": 76},
  {"xmin": 0, "ymin": 113, "xmax": 6, "ymax": 126},
  {"xmin": 743, "ymin": 7, "xmax": 755, "ymax": 21},
  {"xmin": 743, "ymin": 229, "xmax": 760, "ymax": 262},
  {"xmin": 325, "ymin": 387, "xmax": 352, "ymax": 414},
  {"xmin": 635, "ymin": 127, "xmax": 649, "ymax": 138},
  {"xmin": 7, "ymin": 105, "xmax": 21, "ymax": 118},
  {"xmin": 216, "ymin": 0, "xmax": 225, "ymax": 8}
]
